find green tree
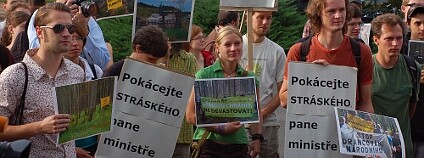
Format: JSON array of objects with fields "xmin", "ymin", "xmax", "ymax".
[
  {"xmin": 192, "ymin": 0, "xmax": 219, "ymax": 34},
  {"xmin": 268, "ymin": 0, "xmax": 306, "ymax": 51}
]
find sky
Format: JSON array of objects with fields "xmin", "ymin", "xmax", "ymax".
[{"xmin": 139, "ymin": 0, "xmax": 193, "ymax": 12}]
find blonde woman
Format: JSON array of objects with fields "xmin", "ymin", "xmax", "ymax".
[{"xmin": 186, "ymin": 26, "xmax": 262, "ymax": 158}]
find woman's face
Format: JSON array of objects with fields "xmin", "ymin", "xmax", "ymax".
[
  {"xmin": 216, "ymin": 33, "xmax": 242, "ymax": 62},
  {"xmin": 190, "ymin": 32, "xmax": 205, "ymax": 51},
  {"xmin": 64, "ymin": 33, "xmax": 84, "ymax": 60}
]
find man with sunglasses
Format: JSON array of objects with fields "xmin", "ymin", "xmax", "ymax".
[
  {"xmin": 27, "ymin": 0, "xmax": 110, "ymax": 70},
  {"xmin": 0, "ymin": 3, "xmax": 84, "ymax": 158}
]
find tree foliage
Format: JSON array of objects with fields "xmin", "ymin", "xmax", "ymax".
[{"xmin": 268, "ymin": 0, "xmax": 306, "ymax": 52}]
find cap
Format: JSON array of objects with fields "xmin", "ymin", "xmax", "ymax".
[
  {"xmin": 408, "ymin": 4, "xmax": 424, "ymax": 20},
  {"xmin": 349, "ymin": 0, "xmax": 361, "ymax": 5}
]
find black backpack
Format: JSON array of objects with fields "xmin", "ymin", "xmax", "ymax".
[
  {"xmin": 298, "ymin": 36, "xmax": 418, "ymax": 102},
  {"xmin": 10, "ymin": 12, "xmax": 33, "ymax": 62}
]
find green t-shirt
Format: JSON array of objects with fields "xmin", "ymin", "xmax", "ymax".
[
  {"xmin": 193, "ymin": 60, "xmax": 257, "ymax": 144},
  {"xmin": 371, "ymin": 54, "xmax": 421, "ymax": 158}
]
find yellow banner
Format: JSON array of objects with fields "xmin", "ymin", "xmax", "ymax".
[
  {"xmin": 101, "ymin": 96, "xmax": 111, "ymax": 108},
  {"xmin": 347, "ymin": 113, "xmax": 374, "ymax": 132},
  {"xmin": 107, "ymin": 0, "xmax": 122, "ymax": 10}
]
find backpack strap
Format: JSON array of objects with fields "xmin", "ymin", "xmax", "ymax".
[
  {"xmin": 13, "ymin": 62, "xmax": 28, "ymax": 125},
  {"xmin": 89, "ymin": 63, "xmax": 98, "ymax": 80},
  {"xmin": 350, "ymin": 37, "xmax": 361, "ymax": 68},
  {"xmin": 299, "ymin": 37, "xmax": 312, "ymax": 62},
  {"xmin": 402, "ymin": 54, "xmax": 418, "ymax": 102}
]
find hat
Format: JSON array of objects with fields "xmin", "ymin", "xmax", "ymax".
[
  {"xmin": 349, "ymin": 0, "xmax": 361, "ymax": 5},
  {"xmin": 408, "ymin": 4, "xmax": 424, "ymax": 20}
]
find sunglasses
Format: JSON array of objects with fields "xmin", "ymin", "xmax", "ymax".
[{"xmin": 39, "ymin": 24, "xmax": 76, "ymax": 34}]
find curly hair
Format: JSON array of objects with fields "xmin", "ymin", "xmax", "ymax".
[
  {"xmin": 306, "ymin": 0, "xmax": 352, "ymax": 34},
  {"xmin": 0, "ymin": 11, "xmax": 30, "ymax": 46},
  {"xmin": 132, "ymin": 25, "xmax": 168, "ymax": 58}
]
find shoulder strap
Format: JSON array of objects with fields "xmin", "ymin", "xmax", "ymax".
[
  {"xmin": 299, "ymin": 36, "xmax": 312, "ymax": 62},
  {"xmin": 89, "ymin": 63, "xmax": 98, "ymax": 80},
  {"xmin": 349, "ymin": 37, "xmax": 361, "ymax": 68},
  {"xmin": 402, "ymin": 54, "xmax": 418, "ymax": 102},
  {"xmin": 13, "ymin": 62, "xmax": 28, "ymax": 125}
]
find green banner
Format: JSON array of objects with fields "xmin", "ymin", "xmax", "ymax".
[{"xmin": 201, "ymin": 96, "xmax": 256, "ymax": 118}]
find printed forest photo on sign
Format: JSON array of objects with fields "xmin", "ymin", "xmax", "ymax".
[
  {"xmin": 194, "ymin": 77, "xmax": 259, "ymax": 127},
  {"xmin": 53, "ymin": 77, "xmax": 117, "ymax": 144},
  {"xmin": 134, "ymin": 0, "xmax": 194, "ymax": 42}
]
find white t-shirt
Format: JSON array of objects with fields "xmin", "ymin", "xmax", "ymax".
[
  {"xmin": 0, "ymin": 20, "xmax": 5, "ymax": 38},
  {"xmin": 241, "ymin": 35, "xmax": 286, "ymax": 126}
]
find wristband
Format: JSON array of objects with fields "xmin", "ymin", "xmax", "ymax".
[
  {"xmin": 217, "ymin": 125, "xmax": 225, "ymax": 134},
  {"xmin": 250, "ymin": 133, "xmax": 264, "ymax": 142}
]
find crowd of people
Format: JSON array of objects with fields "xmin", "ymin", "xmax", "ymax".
[{"xmin": 0, "ymin": 0, "xmax": 424, "ymax": 158}]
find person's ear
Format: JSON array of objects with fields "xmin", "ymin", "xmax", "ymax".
[
  {"xmin": 373, "ymin": 35, "xmax": 379, "ymax": 46},
  {"xmin": 7, "ymin": 25, "xmax": 13, "ymax": 34},
  {"xmin": 36, "ymin": 26, "xmax": 44, "ymax": 39},
  {"xmin": 135, "ymin": 44, "xmax": 142, "ymax": 53}
]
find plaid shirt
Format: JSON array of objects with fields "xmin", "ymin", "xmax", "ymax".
[
  {"xmin": 166, "ymin": 50, "xmax": 197, "ymax": 144},
  {"xmin": 302, "ymin": 20, "xmax": 312, "ymax": 38}
]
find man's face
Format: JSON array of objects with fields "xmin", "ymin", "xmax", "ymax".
[
  {"xmin": 320, "ymin": 0, "xmax": 346, "ymax": 33},
  {"xmin": 2, "ymin": 0, "xmax": 25, "ymax": 12},
  {"xmin": 402, "ymin": 0, "xmax": 424, "ymax": 20},
  {"xmin": 347, "ymin": 18, "xmax": 362, "ymax": 38},
  {"xmin": 409, "ymin": 13, "xmax": 424, "ymax": 40},
  {"xmin": 374, "ymin": 24, "xmax": 404, "ymax": 58},
  {"xmin": 37, "ymin": 10, "xmax": 73, "ymax": 54},
  {"xmin": 252, "ymin": 11, "xmax": 272, "ymax": 37}
]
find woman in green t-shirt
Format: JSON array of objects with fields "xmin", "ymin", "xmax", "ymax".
[{"xmin": 186, "ymin": 26, "xmax": 262, "ymax": 158}]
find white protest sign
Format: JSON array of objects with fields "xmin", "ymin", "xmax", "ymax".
[
  {"xmin": 96, "ymin": 58, "xmax": 194, "ymax": 158},
  {"xmin": 360, "ymin": 23, "xmax": 371, "ymax": 45},
  {"xmin": 285, "ymin": 113, "xmax": 350, "ymax": 158},
  {"xmin": 96, "ymin": 110, "xmax": 180, "ymax": 158},
  {"xmin": 335, "ymin": 108, "xmax": 405, "ymax": 158},
  {"xmin": 220, "ymin": 0, "xmax": 275, "ymax": 8},
  {"xmin": 285, "ymin": 62, "xmax": 357, "ymax": 158},
  {"xmin": 114, "ymin": 58, "xmax": 194, "ymax": 127},
  {"xmin": 287, "ymin": 62, "xmax": 357, "ymax": 115}
]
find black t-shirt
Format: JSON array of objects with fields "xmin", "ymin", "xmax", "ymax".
[{"xmin": 102, "ymin": 60, "xmax": 125, "ymax": 77}]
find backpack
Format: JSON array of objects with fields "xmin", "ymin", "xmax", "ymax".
[
  {"xmin": 402, "ymin": 54, "xmax": 419, "ymax": 102},
  {"xmin": 298, "ymin": 36, "xmax": 418, "ymax": 103},
  {"xmin": 298, "ymin": 36, "xmax": 361, "ymax": 68},
  {"xmin": 10, "ymin": 12, "xmax": 33, "ymax": 62}
]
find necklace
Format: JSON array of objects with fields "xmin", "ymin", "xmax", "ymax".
[{"xmin": 223, "ymin": 69, "xmax": 236, "ymax": 78}]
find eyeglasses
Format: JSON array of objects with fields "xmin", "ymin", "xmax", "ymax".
[
  {"xmin": 405, "ymin": 3, "xmax": 416, "ymax": 7},
  {"xmin": 191, "ymin": 36, "xmax": 205, "ymax": 41},
  {"xmin": 39, "ymin": 24, "xmax": 76, "ymax": 34},
  {"xmin": 347, "ymin": 22, "xmax": 364, "ymax": 27}
]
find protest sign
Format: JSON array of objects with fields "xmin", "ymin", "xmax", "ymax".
[
  {"xmin": 94, "ymin": 0, "xmax": 135, "ymax": 21},
  {"xmin": 287, "ymin": 62, "xmax": 357, "ymax": 115},
  {"xmin": 360, "ymin": 23, "xmax": 371, "ymax": 45},
  {"xmin": 96, "ymin": 110, "xmax": 179, "ymax": 158},
  {"xmin": 284, "ymin": 62, "xmax": 357, "ymax": 158},
  {"xmin": 408, "ymin": 40, "xmax": 424, "ymax": 64},
  {"xmin": 219, "ymin": 0, "xmax": 277, "ymax": 11},
  {"xmin": 134, "ymin": 0, "xmax": 195, "ymax": 42},
  {"xmin": 53, "ymin": 77, "xmax": 117, "ymax": 144},
  {"xmin": 96, "ymin": 58, "xmax": 194, "ymax": 158},
  {"xmin": 194, "ymin": 77, "xmax": 259, "ymax": 127},
  {"xmin": 335, "ymin": 108, "xmax": 404, "ymax": 158}
]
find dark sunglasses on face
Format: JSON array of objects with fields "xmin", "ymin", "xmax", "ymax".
[{"xmin": 39, "ymin": 24, "xmax": 76, "ymax": 34}]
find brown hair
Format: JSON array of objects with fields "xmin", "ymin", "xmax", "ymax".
[
  {"xmin": 371, "ymin": 13, "xmax": 406, "ymax": 38},
  {"xmin": 403, "ymin": 0, "xmax": 410, "ymax": 6},
  {"xmin": 183, "ymin": 24, "xmax": 203, "ymax": 52},
  {"xmin": 306, "ymin": 0, "xmax": 352, "ymax": 34},
  {"xmin": 1, "ymin": 11, "xmax": 30, "ymax": 46},
  {"xmin": 34, "ymin": 3, "xmax": 71, "ymax": 27},
  {"xmin": 5, "ymin": 2, "xmax": 30, "ymax": 17},
  {"xmin": 348, "ymin": 3, "xmax": 361, "ymax": 19},
  {"xmin": 132, "ymin": 25, "xmax": 168, "ymax": 58}
]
